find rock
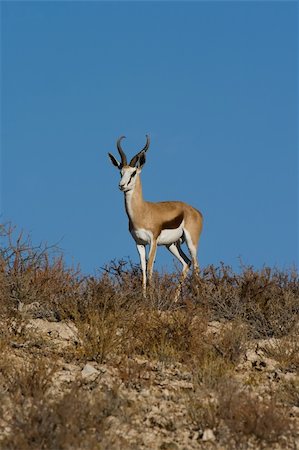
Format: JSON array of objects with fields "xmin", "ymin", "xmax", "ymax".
[
  {"xmin": 160, "ymin": 442, "xmax": 179, "ymax": 450},
  {"xmin": 192, "ymin": 431, "xmax": 200, "ymax": 441},
  {"xmin": 18, "ymin": 301, "xmax": 40, "ymax": 313},
  {"xmin": 206, "ymin": 321, "xmax": 224, "ymax": 335},
  {"xmin": 140, "ymin": 389, "xmax": 150, "ymax": 398},
  {"xmin": 162, "ymin": 389, "xmax": 171, "ymax": 399},
  {"xmin": 291, "ymin": 406, "xmax": 299, "ymax": 417},
  {"xmin": 244, "ymin": 346, "xmax": 278, "ymax": 372},
  {"xmin": 202, "ymin": 428, "xmax": 216, "ymax": 442},
  {"xmin": 245, "ymin": 348, "xmax": 259, "ymax": 363},
  {"xmin": 81, "ymin": 364, "xmax": 100, "ymax": 381},
  {"xmin": 284, "ymin": 372, "xmax": 297, "ymax": 382},
  {"xmin": 27, "ymin": 319, "xmax": 79, "ymax": 345},
  {"xmin": 134, "ymin": 356, "xmax": 148, "ymax": 366}
]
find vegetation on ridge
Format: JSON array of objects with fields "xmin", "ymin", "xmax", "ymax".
[{"xmin": 0, "ymin": 223, "xmax": 298, "ymax": 449}]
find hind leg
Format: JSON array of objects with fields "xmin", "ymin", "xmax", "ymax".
[
  {"xmin": 184, "ymin": 229, "xmax": 200, "ymax": 274},
  {"xmin": 166, "ymin": 242, "xmax": 191, "ymax": 302}
]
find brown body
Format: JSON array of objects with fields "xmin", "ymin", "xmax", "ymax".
[{"xmin": 126, "ymin": 175, "xmax": 202, "ymax": 245}]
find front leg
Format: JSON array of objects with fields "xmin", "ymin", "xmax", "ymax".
[
  {"xmin": 136, "ymin": 244, "xmax": 147, "ymax": 297},
  {"xmin": 147, "ymin": 238, "xmax": 157, "ymax": 285}
]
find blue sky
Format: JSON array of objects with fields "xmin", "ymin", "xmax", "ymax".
[{"xmin": 1, "ymin": 1, "xmax": 298, "ymax": 274}]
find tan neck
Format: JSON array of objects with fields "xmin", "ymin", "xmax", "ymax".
[{"xmin": 124, "ymin": 174, "xmax": 144, "ymax": 221}]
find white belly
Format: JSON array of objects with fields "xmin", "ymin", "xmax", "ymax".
[
  {"xmin": 131, "ymin": 226, "xmax": 184, "ymax": 246},
  {"xmin": 157, "ymin": 227, "xmax": 184, "ymax": 245}
]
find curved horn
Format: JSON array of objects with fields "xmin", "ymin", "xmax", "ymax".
[
  {"xmin": 129, "ymin": 135, "xmax": 150, "ymax": 167},
  {"xmin": 116, "ymin": 135, "xmax": 127, "ymax": 167},
  {"xmin": 140, "ymin": 134, "xmax": 150, "ymax": 153}
]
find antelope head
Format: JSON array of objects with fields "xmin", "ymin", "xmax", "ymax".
[{"xmin": 108, "ymin": 135, "xmax": 150, "ymax": 192}]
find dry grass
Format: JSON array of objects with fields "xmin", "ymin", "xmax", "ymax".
[
  {"xmin": 0, "ymin": 223, "xmax": 298, "ymax": 449},
  {"xmin": 0, "ymin": 350, "xmax": 129, "ymax": 450},
  {"xmin": 188, "ymin": 378, "xmax": 293, "ymax": 447},
  {"xmin": 2, "ymin": 381, "xmax": 126, "ymax": 450},
  {"xmin": 262, "ymin": 330, "xmax": 299, "ymax": 373}
]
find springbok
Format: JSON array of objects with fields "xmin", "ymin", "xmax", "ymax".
[{"xmin": 108, "ymin": 135, "xmax": 203, "ymax": 299}]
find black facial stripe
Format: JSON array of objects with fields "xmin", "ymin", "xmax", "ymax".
[{"xmin": 129, "ymin": 171, "xmax": 137, "ymax": 183}]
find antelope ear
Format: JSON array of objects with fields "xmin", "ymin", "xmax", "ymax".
[
  {"xmin": 137, "ymin": 152, "xmax": 146, "ymax": 168},
  {"xmin": 108, "ymin": 153, "xmax": 121, "ymax": 169}
]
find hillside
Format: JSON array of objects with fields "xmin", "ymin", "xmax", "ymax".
[{"xmin": 0, "ymin": 224, "xmax": 298, "ymax": 449}]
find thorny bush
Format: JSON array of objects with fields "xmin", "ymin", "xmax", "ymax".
[{"xmin": 1, "ymin": 224, "xmax": 298, "ymax": 339}]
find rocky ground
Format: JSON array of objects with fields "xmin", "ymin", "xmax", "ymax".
[{"xmin": 1, "ymin": 313, "xmax": 298, "ymax": 450}]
